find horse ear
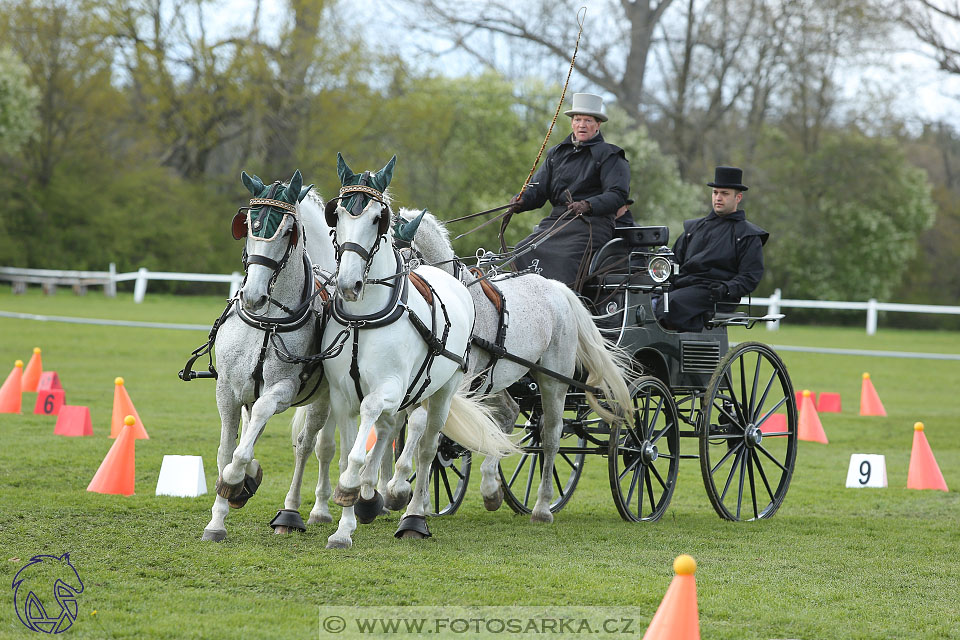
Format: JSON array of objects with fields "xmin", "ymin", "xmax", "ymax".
[
  {"xmin": 298, "ymin": 184, "xmax": 314, "ymax": 202},
  {"xmin": 287, "ymin": 169, "xmax": 303, "ymax": 202},
  {"xmin": 396, "ymin": 209, "xmax": 426, "ymax": 242},
  {"xmin": 336, "ymin": 152, "xmax": 354, "ymax": 185},
  {"xmin": 373, "ymin": 155, "xmax": 397, "ymax": 191},
  {"xmin": 241, "ymin": 171, "xmax": 263, "ymax": 195}
]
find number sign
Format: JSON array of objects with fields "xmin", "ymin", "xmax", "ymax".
[{"xmin": 845, "ymin": 454, "xmax": 887, "ymax": 488}]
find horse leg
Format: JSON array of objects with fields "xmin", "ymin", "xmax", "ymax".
[
  {"xmin": 275, "ymin": 397, "xmax": 327, "ymax": 534},
  {"xmin": 386, "ymin": 405, "xmax": 427, "ymax": 511},
  {"xmin": 326, "ymin": 406, "xmax": 358, "ymax": 549},
  {"xmin": 219, "ymin": 382, "xmax": 296, "ymax": 503},
  {"xmin": 308, "ymin": 409, "xmax": 337, "ymax": 525},
  {"xmin": 479, "ymin": 391, "xmax": 517, "ymax": 511},
  {"xmin": 397, "ymin": 377, "xmax": 459, "ymax": 539},
  {"xmin": 203, "ymin": 391, "xmax": 242, "ymax": 541},
  {"xmin": 530, "ymin": 377, "xmax": 567, "ymax": 523},
  {"xmin": 334, "ymin": 388, "xmax": 397, "ymax": 506}
]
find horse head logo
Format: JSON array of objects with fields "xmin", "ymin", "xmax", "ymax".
[{"xmin": 12, "ymin": 553, "xmax": 84, "ymax": 634}]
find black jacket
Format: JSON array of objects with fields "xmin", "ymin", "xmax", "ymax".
[
  {"xmin": 512, "ymin": 132, "xmax": 630, "ymax": 286},
  {"xmin": 673, "ymin": 209, "xmax": 768, "ymax": 299},
  {"xmin": 517, "ymin": 132, "xmax": 630, "ymax": 218}
]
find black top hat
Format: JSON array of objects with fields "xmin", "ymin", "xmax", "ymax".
[{"xmin": 706, "ymin": 166, "xmax": 748, "ymax": 191}]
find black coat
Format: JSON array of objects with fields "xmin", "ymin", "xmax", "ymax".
[
  {"xmin": 512, "ymin": 132, "xmax": 630, "ymax": 287},
  {"xmin": 655, "ymin": 209, "xmax": 768, "ymax": 331}
]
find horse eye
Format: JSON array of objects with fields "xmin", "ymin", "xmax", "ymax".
[{"xmin": 372, "ymin": 215, "xmax": 380, "ymax": 227}]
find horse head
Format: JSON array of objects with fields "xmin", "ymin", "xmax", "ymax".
[
  {"xmin": 234, "ymin": 169, "xmax": 314, "ymax": 313},
  {"xmin": 325, "ymin": 153, "xmax": 396, "ymax": 301}
]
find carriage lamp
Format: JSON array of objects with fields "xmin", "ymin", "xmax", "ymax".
[{"xmin": 647, "ymin": 256, "xmax": 672, "ymax": 283}]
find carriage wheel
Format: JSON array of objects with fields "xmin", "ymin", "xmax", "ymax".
[
  {"xmin": 608, "ymin": 376, "xmax": 680, "ymax": 522},
  {"xmin": 499, "ymin": 409, "xmax": 586, "ymax": 515},
  {"xmin": 396, "ymin": 429, "xmax": 471, "ymax": 517},
  {"xmin": 699, "ymin": 341, "xmax": 797, "ymax": 521}
]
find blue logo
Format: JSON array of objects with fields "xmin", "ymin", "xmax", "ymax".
[{"xmin": 12, "ymin": 553, "xmax": 84, "ymax": 634}]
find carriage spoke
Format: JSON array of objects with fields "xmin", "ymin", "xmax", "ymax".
[
  {"xmin": 755, "ymin": 396, "xmax": 788, "ymax": 429},
  {"xmin": 507, "ymin": 453, "xmax": 532, "ymax": 490},
  {"xmin": 440, "ymin": 467, "xmax": 454, "ymax": 504},
  {"xmin": 736, "ymin": 445, "xmax": 747, "ymax": 519},
  {"xmin": 748, "ymin": 353, "xmax": 762, "ymax": 418},
  {"xmin": 756, "ymin": 443, "xmax": 789, "ymax": 472},
  {"xmin": 552, "ymin": 466, "xmax": 567, "ymax": 499},
  {"xmin": 625, "ymin": 464, "xmax": 641, "ymax": 510},
  {"xmin": 752, "ymin": 369, "xmax": 779, "ymax": 422},
  {"xmin": 711, "ymin": 440, "xmax": 742, "ymax": 474},
  {"xmin": 752, "ymin": 450, "xmax": 776, "ymax": 504},
  {"xmin": 719, "ymin": 447, "xmax": 745, "ymax": 503},
  {"xmin": 648, "ymin": 461, "xmax": 667, "ymax": 491},
  {"xmin": 618, "ymin": 452, "xmax": 643, "ymax": 482},
  {"xmin": 645, "ymin": 466, "xmax": 656, "ymax": 515},
  {"xmin": 747, "ymin": 450, "xmax": 759, "ymax": 519}
]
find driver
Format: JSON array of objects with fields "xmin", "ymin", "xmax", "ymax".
[
  {"xmin": 655, "ymin": 166, "xmax": 768, "ymax": 331},
  {"xmin": 509, "ymin": 93, "xmax": 630, "ymax": 289}
]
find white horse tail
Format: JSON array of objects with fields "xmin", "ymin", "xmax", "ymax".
[
  {"xmin": 291, "ymin": 405, "xmax": 308, "ymax": 447},
  {"xmin": 556, "ymin": 284, "xmax": 634, "ymax": 424},
  {"xmin": 440, "ymin": 389, "xmax": 521, "ymax": 458}
]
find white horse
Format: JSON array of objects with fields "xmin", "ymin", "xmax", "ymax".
[
  {"xmin": 291, "ymin": 154, "xmax": 518, "ymax": 547},
  {"xmin": 202, "ymin": 169, "xmax": 330, "ymax": 542},
  {"xmin": 383, "ymin": 208, "xmax": 635, "ymax": 523}
]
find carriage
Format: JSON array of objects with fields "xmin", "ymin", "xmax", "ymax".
[{"xmin": 413, "ymin": 223, "xmax": 798, "ymax": 523}]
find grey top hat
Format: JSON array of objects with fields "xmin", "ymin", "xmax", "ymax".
[{"xmin": 564, "ymin": 93, "xmax": 608, "ymax": 122}]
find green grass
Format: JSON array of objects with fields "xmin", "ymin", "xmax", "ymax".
[{"xmin": 1, "ymin": 289, "xmax": 959, "ymax": 639}]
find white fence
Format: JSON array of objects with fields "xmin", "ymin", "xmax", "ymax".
[{"xmin": 2, "ymin": 266, "xmax": 959, "ymax": 335}]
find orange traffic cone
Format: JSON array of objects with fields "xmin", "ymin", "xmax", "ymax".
[
  {"xmin": 643, "ymin": 554, "xmax": 700, "ymax": 640},
  {"xmin": 110, "ymin": 377, "xmax": 148, "ymax": 439},
  {"xmin": 859, "ymin": 373, "xmax": 886, "ymax": 417},
  {"xmin": 907, "ymin": 422, "xmax": 948, "ymax": 491},
  {"xmin": 87, "ymin": 417, "xmax": 137, "ymax": 496},
  {"xmin": 22, "ymin": 347, "xmax": 42, "ymax": 392},
  {"xmin": 0, "ymin": 360, "xmax": 24, "ymax": 414},
  {"xmin": 365, "ymin": 427, "xmax": 377, "ymax": 452},
  {"xmin": 798, "ymin": 390, "xmax": 828, "ymax": 443}
]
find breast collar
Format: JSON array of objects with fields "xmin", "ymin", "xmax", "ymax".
[
  {"xmin": 235, "ymin": 252, "xmax": 318, "ymax": 332},
  {"xmin": 330, "ymin": 248, "xmax": 409, "ymax": 328}
]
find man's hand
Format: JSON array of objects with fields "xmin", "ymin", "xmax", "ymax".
[
  {"xmin": 708, "ymin": 282, "xmax": 729, "ymax": 302},
  {"xmin": 508, "ymin": 193, "xmax": 525, "ymax": 213},
  {"xmin": 567, "ymin": 200, "xmax": 591, "ymax": 215}
]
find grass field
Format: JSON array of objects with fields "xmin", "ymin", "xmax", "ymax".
[{"xmin": 1, "ymin": 289, "xmax": 958, "ymax": 639}]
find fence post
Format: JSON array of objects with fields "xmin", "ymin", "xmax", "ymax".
[
  {"xmin": 866, "ymin": 298, "xmax": 878, "ymax": 335},
  {"xmin": 133, "ymin": 268, "xmax": 149, "ymax": 303},
  {"xmin": 229, "ymin": 272, "xmax": 243, "ymax": 298},
  {"xmin": 106, "ymin": 263, "xmax": 117, "ymax": 297},
  {"xmin": 767, "ymin": 288, "xmax": 781, "ymax": 331}
]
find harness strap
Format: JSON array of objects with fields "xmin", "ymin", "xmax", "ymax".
[
  {"xmin": 466, "ymin": 266, "xmax": 509, "ymax": 394},
  {"xmin": 470, "ymin": 335, "xmax": 602, "ymax": 396},
  {"xmin": 246, "ymin": 254, "xmax": 281, "ymax": 271},
  {"xmin": 407, "ymin": 271, "xmax": 433, "ymax": 305},
  {"xmin": 338, "ymin": 241, "xmax": 372, "ymax": 261}
]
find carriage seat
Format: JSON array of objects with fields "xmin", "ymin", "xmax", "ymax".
[
  {"xmin": 614, "ymin": 225, "xmax": 669, "ymax": 248},
  {"xmin": 706, "ymin": 310, "xmax": 786, "ymax": 329}
]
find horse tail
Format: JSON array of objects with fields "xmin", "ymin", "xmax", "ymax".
[
  {"xmin": 440, "ymin": 386, "xmax": 521, "ymax": 458},
  {"xmin": 556, "ymin": 284, "xmax": 634, "ymax": 423},
  {"xmin": 291, "ymin": 406, "xmax": 308, "ymax": 447}
]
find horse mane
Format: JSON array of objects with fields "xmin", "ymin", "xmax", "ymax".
[{"xmin": 397, "ymin": 208, "xmax": 457, "ymax": 267}]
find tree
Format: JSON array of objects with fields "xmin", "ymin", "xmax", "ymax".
[
  {"xmin": 0, "ymin": 47, "xmax": 38, "ymax": 155},
  {"xmin": 751, "ymin": 128, "xmax": 936, "ymax": 300}
]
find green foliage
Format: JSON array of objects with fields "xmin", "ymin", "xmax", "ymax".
[
  {"xmin": 750, "ymin": 128, "xmax": 936, "ymax": 299},
  {"xmin": 0, "ymin": 46, "xmax": 38, "ymax": 155}
]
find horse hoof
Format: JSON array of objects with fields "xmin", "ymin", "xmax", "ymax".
[
  {"xmin": 394, "ymin": 515, "xmax": 431, "ymax": 539},
  {"xmin": 201, "ymin": 528, "xmax": 227, "ymax": 542},
  {"xmin": 530, "ymin": 511, "xmax": 554, "ymax": 524},
  {"xmin": 332, "ymin": 484, "xmax": 360, "ymax": 507},
  {"xmin": 308, "ymin": 513, "xmax": 333, "ymax": 525},
  {"xmin": 384, "ymin": 491, "xmax": 410, "ymax": 512},
  {"xmin": 273, "ymin": 526, "xmax": 290, "ymax": 535},
  {"xmin": 326, "ymin": 538, "xmax": 352, "ymax": 550},
  {"xmin": 354, "ymin": 491, "xmax": 385, "ymax": 525},
  {"xmin": 216, "ymin": 466, "xmax": 263, "ymax": 509},
  {"xmin": 269, "ymin": 508, "xmax": 306, "ymax": 533},
  {"xmin": 483, "ymin": 486, "xmax": 504, "ymax": 511}
]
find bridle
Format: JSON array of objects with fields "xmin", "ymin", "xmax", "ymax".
[
  {"xmin": 232, "ymin": 181, "xmax": 302, "ymax": 307},
  {"xmin": 323, "ymin": 172, "xmax": 392, "ymax": 286}
]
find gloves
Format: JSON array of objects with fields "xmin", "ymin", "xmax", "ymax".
[
  {"xmin": 508, "ymin": 193, "xmax": 525, "ymax": 213},
  {"xmin": 708, "ymin": 282, "xmax": 729, "ymax": 302},
  {"xmin": 566, "ymin": 200, "xmax": 591, "ymax": 216}
]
